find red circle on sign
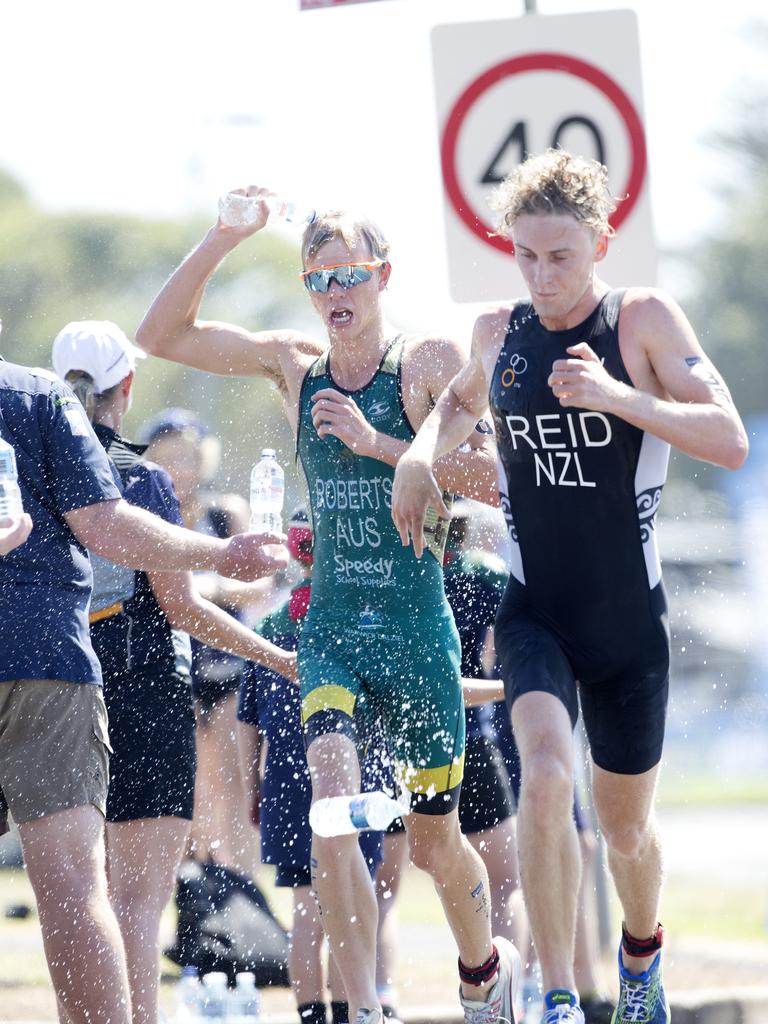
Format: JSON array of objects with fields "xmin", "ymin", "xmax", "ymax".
[{"xmin": 440, "ymin": 52, "xmax": 647, "ymax": 256}]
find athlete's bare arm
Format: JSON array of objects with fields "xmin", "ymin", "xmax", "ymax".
[
  {"xmin": 391, "ymin": 309, "xmax": 510, "ymax": 556},
  {"xmin": 547, "ymin": 288, "xmax": 748, "ymax": 470},
  {"xmin": 136, "ymin": 188, "xmax": 324, "ymax": 408},
  {"xmin": 309, "ymin": 333, "xmax": 497, "ymax": 510}
]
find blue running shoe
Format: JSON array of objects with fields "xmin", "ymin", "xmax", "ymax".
[
  {"xmin": 541, "ymin": 990, "xmax": 584, "ymax": 1022},
  {"xmin": 611, "ymin": 947, "xmax": 670, "ymax": 1023}
]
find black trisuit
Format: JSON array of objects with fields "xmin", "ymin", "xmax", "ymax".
[{"xmin": 490, "ymin": 290, "xmax": 670, "ymax": 775}]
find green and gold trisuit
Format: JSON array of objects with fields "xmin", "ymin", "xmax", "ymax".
[{"xmin": 296, "ymin": 335, "xmax": 464, "ymax": 814}]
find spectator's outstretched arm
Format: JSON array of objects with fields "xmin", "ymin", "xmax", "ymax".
[
  {"xmin": 0, "ymin": 514, "xmax": 33, "ymax": 556},
  {"xmin": 65, "ymin": 498, "xmax": 287, "ymax": 581},
  {"xmin": 148, "ymin": 568, "xmax": 297, "ymax": 680},
  {"xmin": 462, "ymin": 678, "xmax": 505, "ymax": 708}
]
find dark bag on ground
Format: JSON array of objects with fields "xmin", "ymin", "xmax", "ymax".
[{"xmin": 165, "ymin": 859, "xmax": 289, "ymax": 986}]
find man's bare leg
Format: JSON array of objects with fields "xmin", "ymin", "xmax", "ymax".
[
  {"xmin": 20, "ymin": 805, "xmax": 131, "ymax": 1024},
  {"xmin": 375, "ymin": 829, "xmax": 409, "ymax": 1010},
  {"xmin": 512, "ymin": 691, "xmax": 581, "ymax": 995},
  {"xmin": 467, "ymin": 815, "xmax": 522, "ymax": 944},
  {"xmin": 404, "ymin": 809, "xmax": 498, "ymax": 1001},
  {"xmin": 592, "ymin": 762, "xmax": 663, "ymax": 974},
  {"xmin": 307, "ymin": 733, "xmax": 379, "ymax": 1019},
  {"xmin": 106, "ymin": 816, "xmax": 191, "ymax": 1024}
]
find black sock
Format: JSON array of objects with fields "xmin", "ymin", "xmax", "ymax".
[
  {"xmin": 331, "ymin": 999, "xmax": 350, "ymax": 1024},
  {"xmin": 298, "ymin": 1001, "xmax": 327, "ymax": 1024}
]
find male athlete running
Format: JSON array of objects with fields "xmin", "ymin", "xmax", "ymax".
[
  {"xmin": 392, "ymin": 150, "xmax": 748, "ymax": 1024},
  {"xmin": 137, "ymin": 193, "xmax": 521, "ymax": 1024}
]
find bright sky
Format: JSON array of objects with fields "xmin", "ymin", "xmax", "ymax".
[{"xmin": 0, "ymin": 0, "xmax": 763, "ymax": 334}]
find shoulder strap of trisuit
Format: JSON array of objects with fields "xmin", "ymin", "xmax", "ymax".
[
  {"xmin": 380, "ymin": 334, "xmax": 407, "ymax": 376},
  {"xmin": 601, "ymin": 288, "xmax": 627, "ymax": 332},
  {"xmin": 504, "ymin": 299, "xmax": 534, "ymax": 339},
  {"xmin": 309, "ymin": 350, "xmax": 330, "ymax": 379}
]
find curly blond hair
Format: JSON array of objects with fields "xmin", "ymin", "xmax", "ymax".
[{"xmin": 489, "ymin": 149, "xmax": 618, "ymax": 237}]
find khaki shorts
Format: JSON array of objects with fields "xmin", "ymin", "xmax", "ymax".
[{"xmin": 0, "ymin": 680, "xmax": 111, "ymax": 835}]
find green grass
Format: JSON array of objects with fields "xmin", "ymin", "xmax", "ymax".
[
  {"xmin": 656, "ymin": 775, "xmax": 768, "ymax": 808},
  {"xmin": 662, "ymin": 881, "xmax": 768, "ymax": 944}
]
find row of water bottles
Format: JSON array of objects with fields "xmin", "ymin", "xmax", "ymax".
[{"xmin": 176, "ymin": 968, "xmax": 261, "ymax": 1023}]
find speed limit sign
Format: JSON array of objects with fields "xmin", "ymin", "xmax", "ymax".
[{"xmin": 432, "ymin": 10, "xmax": 656, "ymax": 303}]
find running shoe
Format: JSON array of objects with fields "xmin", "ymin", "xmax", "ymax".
[
  {"xmin": 611, "ymin": 948, "xmax": 669, "ymax": 1023},
  {"xmin": 355, "ymin": 1011, "xmax": 384, "ymax": 1024},
  {"xmin": 459, "ymin": 935, "xmax": 522, "ymax": 1023},
  {"xmin": 541, "ymin": 989, "xmax": 585, "ymax": 1022}
]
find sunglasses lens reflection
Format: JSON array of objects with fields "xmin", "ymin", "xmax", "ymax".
[{"xmin": 304, "ymin": 265, "xmax": 375, "ymax": 292}]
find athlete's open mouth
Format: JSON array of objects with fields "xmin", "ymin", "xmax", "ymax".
[{"xmin": 330, "ymin": 308, "xmax": 353, "ymax": 326}]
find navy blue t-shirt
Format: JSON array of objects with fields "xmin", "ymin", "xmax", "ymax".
[
  {"xmin": 0, "ymin": 359, "xmax": 121, "ymax": 684},
  {"xmin": 444, "ymin": 550, "xmax": 507, "ymax": 741},
  {"xmin": 122, "ymin": 460, "xmax": 192, "ymax": 675}
]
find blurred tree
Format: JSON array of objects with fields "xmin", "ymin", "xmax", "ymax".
[
  {"xmin": 0, "ymin": 175, "xmax": 321, "ymax": 505},
  {"xmin": 680, "ymin": 20, "xmax": 768, "ymax": 423}
]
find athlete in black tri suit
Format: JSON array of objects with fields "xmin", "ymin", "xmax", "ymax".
[{"xmin": 392, "ymin": 149, "xmax": 748, "ymax": 1024}]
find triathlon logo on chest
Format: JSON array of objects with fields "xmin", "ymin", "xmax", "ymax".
[
  {"xmin": 499, "ymin": 353, "xmax": 528, "ymax": 390},
  {"xmin": 504, "ymin": 411, "xmax": 612, "ymax": 488},
  {"xmin": 366, "ymin": 398, "xmax": 391, "ymax": 423}
]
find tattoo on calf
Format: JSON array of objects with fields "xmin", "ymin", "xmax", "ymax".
[{"xmin": 470, "ymin": 880, "xmax": 490, "ymax": 918}]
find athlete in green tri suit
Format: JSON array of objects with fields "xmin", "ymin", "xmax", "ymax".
[
  {"xmin": 137, "ymin": 193, "xmax": 521, "ymax": 1024},
  {"xmin": 298, "ymin": 334, "xmax": 465, "ymax": 801}
]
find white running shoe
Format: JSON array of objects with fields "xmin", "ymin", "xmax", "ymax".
[
  {"xmin": 540, "ymin": 989, "xmax": 585, "ymax": 1023},
  {"xmin": 355, "ymin": 1010, "xmax": 384, "ymax": 1024},
  {"xmin": 459, "ymin": 936, "xmax": 523, "ymax": 1023}
]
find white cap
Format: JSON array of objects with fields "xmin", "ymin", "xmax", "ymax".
[{"xmin": 52, "ymin": 320, "xmax": 146, "ymax": 394}]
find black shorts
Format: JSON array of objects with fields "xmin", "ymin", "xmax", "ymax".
[
  {"xmin": 458, "ymin": 735, "xmax": 515, "ymax": 835},
  {"xmin": 191, "ymin": 641, "xmax": 244, "ymax": 715},
  {"xmin": 101, "ymin": 666, "xmax": 196, "ymax": 822},
  {"xmin": 495, "ymin": 578, "xmax": 670, "ymax": 775}
]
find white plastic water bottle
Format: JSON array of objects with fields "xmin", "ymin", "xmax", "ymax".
[
  {"xmin": 218, "ymin": 191, "xmax": 316, "ymax": 229},
  {"xmin": 309, "ymin": 791, "xmax": 410, "ymax": 838},
  {"xmin": 227, "ymin": 972, "xmax": 261, "ymax": 1023},
  {"xmin": 200, "ymin": 972, "xmax": 229, "ymax": 1019},
  {"xmin": 0, "ymin": 438, "xmax": 24, "ymax": 521},
  {"xmin": 249, "ymin": 449, "xmax": 284, "ymax": 535},
  {"xmin": 176, "ymin": 966, "xmax": 201, "ymax": 1023}
]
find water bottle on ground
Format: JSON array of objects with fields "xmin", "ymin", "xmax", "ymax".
[
  {"xmin": 218, "ymin": 191, "xmax": 316, "ymax": 229},
  {"xmin": 0, "ymin": 438, "xmax": 24, "ymax": 521},
  {"xmin": 249, "ymin": 449, "xmax": 284, "ymax": 535},
  {"xmin": 176, "ymin": 965, "xmax": 201, "ymax": 1023},
  {"xmin": 200, "ymin": 972, "xmax": 229, "ymax": 1019},
  {"xmin": 309, "ymin": 791, "xmax": 411, "ymax": 837},
  {"xmin": 227, "ymin": 971, "xmax": 261, "ymax": 1023}
]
